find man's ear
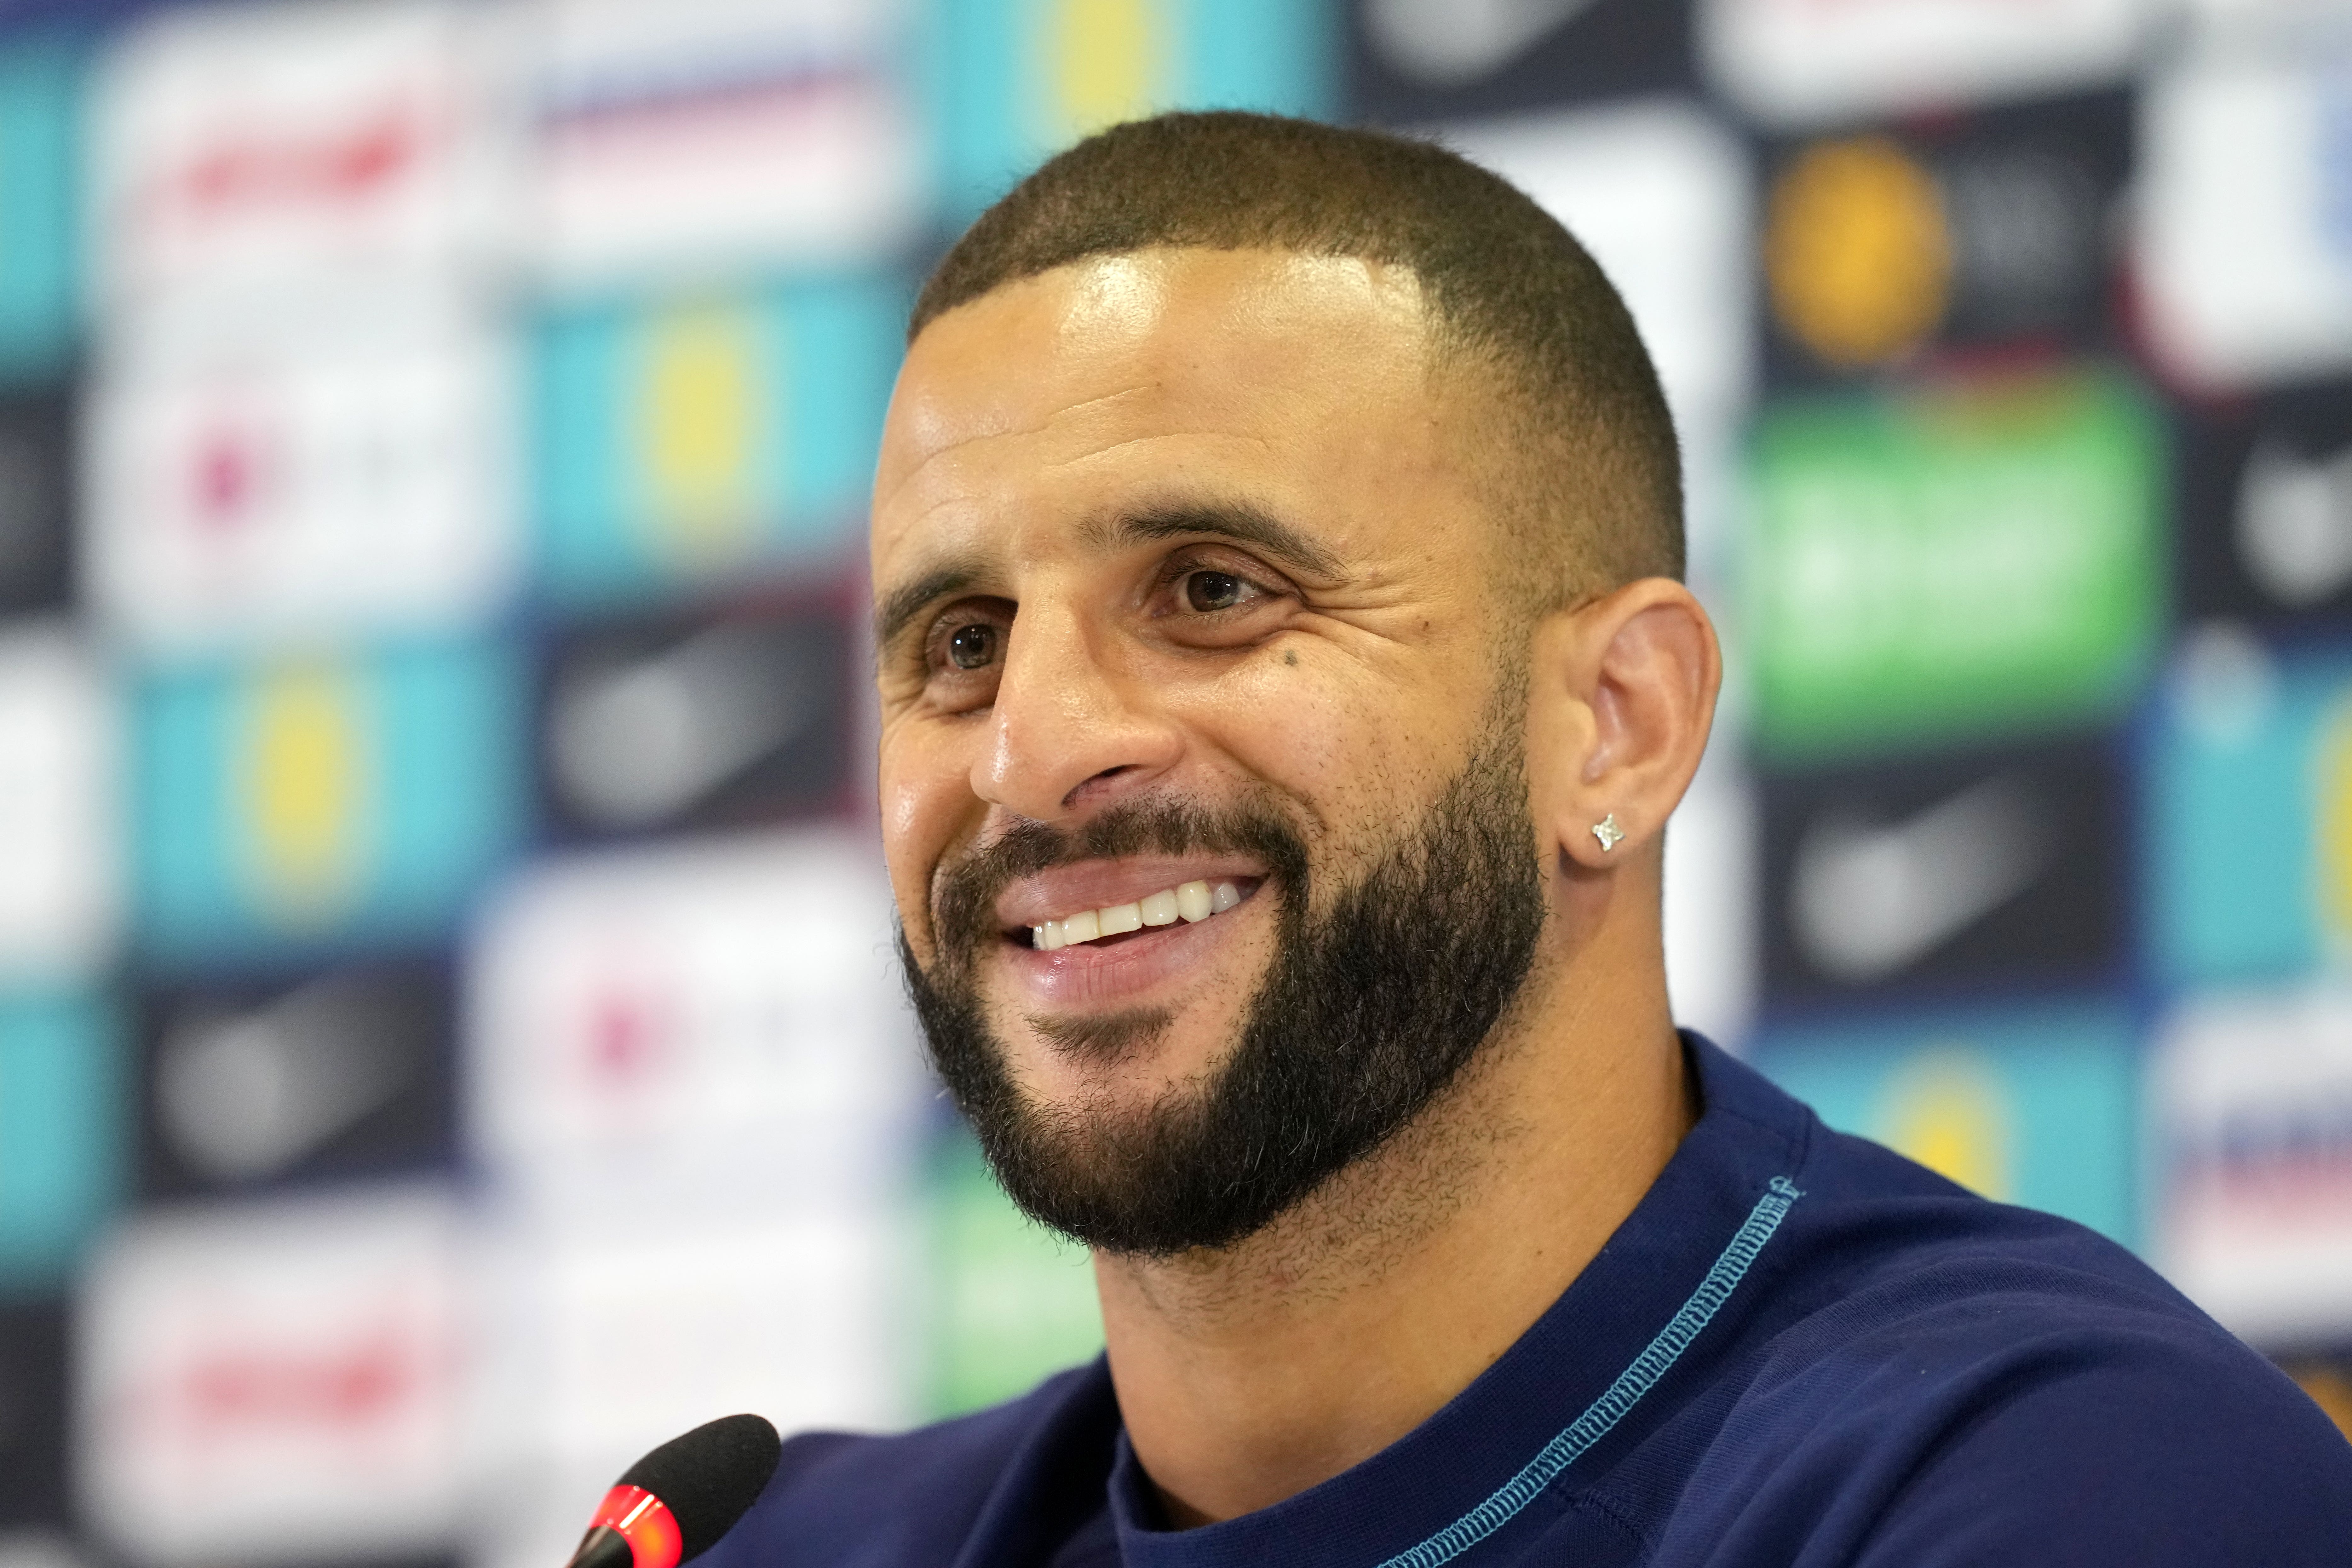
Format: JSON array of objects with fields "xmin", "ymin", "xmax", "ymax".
[{"xmin": 1525, "ymin": 578, "xmax": 1722, "ymax": 874}]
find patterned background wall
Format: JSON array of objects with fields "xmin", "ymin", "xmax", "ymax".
[{"xmin": 1, "ymin": 0, "xmax": 2349, "ymax": 1562}]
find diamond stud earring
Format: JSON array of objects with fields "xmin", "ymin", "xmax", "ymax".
[{"xmin": 1591, "ymin": 814, "xmax": 1625, "ymax": 852}]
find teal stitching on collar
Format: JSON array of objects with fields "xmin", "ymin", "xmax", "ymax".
[{"xmin": 1372, "ymin": 1175, "xmax": 1805, "ymax": 1568}]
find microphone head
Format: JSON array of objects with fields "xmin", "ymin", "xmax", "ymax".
[{"xmin": 619, "ymin": 1413, "xmax": 784, "ymax": 1564}]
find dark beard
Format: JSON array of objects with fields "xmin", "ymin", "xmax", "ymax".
[{"xmin": 899, "ymin": 733, "xmax": 1548, "ymax": 1258}]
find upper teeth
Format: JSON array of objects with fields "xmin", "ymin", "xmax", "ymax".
[{"xmin": 1032, "ymin": 880, "xmax": 1243, "ymax": 950}]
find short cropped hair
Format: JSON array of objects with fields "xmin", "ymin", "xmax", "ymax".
[{"xmin": 911, "ymin": 111, "xmax": 1683, "ymax": 602}]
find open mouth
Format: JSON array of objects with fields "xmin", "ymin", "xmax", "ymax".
[{"xmin": 1009, "ymin": 877, "xmax": 1264, "ymax": 952}]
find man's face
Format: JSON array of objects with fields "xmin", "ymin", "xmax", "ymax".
[{"xmin": 872, "ymin": 249, "xmax": 1549, "ymax": 1249}]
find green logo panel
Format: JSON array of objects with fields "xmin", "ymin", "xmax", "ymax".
[
  {"xmin": 924, "ymin": 1130, "xmax": 1104, "ymax": 1418},
  {"xmin": 1748, "ymin": 369, "xmax": 2164, "ymax": 761}
]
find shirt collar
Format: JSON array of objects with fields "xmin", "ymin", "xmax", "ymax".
[{"xmin": 1106, "ymin": 1035, "xmax": 1812, "ymax": 1568}]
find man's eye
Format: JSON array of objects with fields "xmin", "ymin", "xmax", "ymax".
[
  {"xmin": 945, "ymin": 623, "xmax": 999, "ymax": 670},
  {"xmin": 1184, "ymin": 571, "xmax": 1248, "ymax": 612}
]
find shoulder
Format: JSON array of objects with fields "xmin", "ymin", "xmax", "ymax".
[
  {"xmin": 1671, "ymin": 1114, "xmax": 2352, "ymax": 1563},
  {"xmin": 699, "ymin": 1361, "xmax": 1120, "ymax": 1568}
]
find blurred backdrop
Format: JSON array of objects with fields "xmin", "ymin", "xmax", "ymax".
[{"xmin": 1, "ymin": 0, "xmax": 2350, "ymax": 1559}]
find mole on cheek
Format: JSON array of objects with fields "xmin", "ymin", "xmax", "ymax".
[{"xmin": 1285, "ymin": 650, "xmax": 1299, "ymax": 667}]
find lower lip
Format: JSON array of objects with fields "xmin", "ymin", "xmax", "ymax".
[{"xmin": 1002, "ymin": 896, "xmax": 1258, "ymax": 1008}]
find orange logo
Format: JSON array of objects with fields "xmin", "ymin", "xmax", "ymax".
[{"xmin": 1766, "ymin": 136, "xmax": 1952, "ymax": 369}]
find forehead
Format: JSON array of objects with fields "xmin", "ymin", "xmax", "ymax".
[{"xmin": 871, "ymin": 248, "xmax": 1453, "ymax": 574}]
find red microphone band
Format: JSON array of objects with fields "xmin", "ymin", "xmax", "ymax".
[{"xmin": 584, "ymin": 1484, "xmax": 684, "ymax": 1568}]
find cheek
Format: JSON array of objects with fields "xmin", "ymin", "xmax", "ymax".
[
  {"xmin": 877, "ymin": 733, "xmax": 969, "ymax": 944},
  {"xmin": 1186, "ymin": 655, "xmax": 1472, "ymax": 839}
]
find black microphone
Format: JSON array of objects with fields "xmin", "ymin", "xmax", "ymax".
[{"xmin": 567, "ymin": 1414, "xmax": 784, "ymax": 1568}]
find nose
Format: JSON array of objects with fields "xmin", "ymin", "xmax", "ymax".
[{"xmin": 974, "ymin": 599, "xmax": 1182, "ymax": 823}]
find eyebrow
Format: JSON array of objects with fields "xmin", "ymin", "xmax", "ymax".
[
  {"xmin": 1083, "ymin": 499, "xmax": 1343, "ymax": 580},
  {"xmin": 872, "ymin": 499, "xmax": 1344, "ymax": 651},
  {"xmin": 874, "ymin": 559, "xmax": 985, "ymax": 651}
]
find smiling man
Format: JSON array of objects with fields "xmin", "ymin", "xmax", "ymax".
[{"xmin": 704, "ymin": 114, "xmax": 2352, "ymax": 1566}]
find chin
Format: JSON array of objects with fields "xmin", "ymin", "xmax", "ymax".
[{"xmin": 1005, "ymin": 1002, "xmax": 1234, "ymax": 1098}]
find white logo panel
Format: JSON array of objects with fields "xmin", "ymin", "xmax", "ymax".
[
  {"xmin": 2151, "ymin": 987, "xmax": 2352, "ymax": 1347},
  {"xmin": 2139, "ymin": 49, "xmax": 2352, "ymax": 389},
  {"xmin": 92, "ymin": 0, "xmax": 519, "ymax": 311},
  {"xmin": 0, "ymin": 627, "xmax": 116, "ymax": 982},
  {"xmin": 85, "ymin": 293, "xmax": 517, "ymax": 652},
  {"xmin": 1700, "ymin": 0, "xmax": 2151, "ymax": 125},
  {"xmin": 466, "ymin": 828, "xmax": 921, "ymax": 1207},
  {"xmin": 466, "ymin": 1210, "xmax": 906, "ymax": 1568},
  {"xmin": 528, "ymin": 0, "xmax": 923, "ymax": 289},
  {"xmin": 78, "ymin": 1186, "xmax": 466, "ymax": 1567}
]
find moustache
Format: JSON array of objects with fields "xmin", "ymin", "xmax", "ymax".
[{"xmin": 927, "ymin": 797, "xmax": 1312, "ymax": 976}]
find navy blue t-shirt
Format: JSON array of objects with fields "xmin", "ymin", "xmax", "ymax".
[{"xmin": 705, "ymin": 1036, "xmax": 2352, "ymax": 1565}]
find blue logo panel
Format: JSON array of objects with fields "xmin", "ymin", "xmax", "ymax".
[
  {"xmin": 2147, "ymin": 644, "xmax": 2352, "ymax": 986},
  {"xmin": 0, "ymin": 32, "xmax": 82, "ymax": 385},
  {"xmin": 931, "ymin": 0, "xmax": 1338, "ymax": 218},
  {"xmin": 133, "ymin": 638, "xmax": 526, "ymax": 965},
  {"xmin": 0, "ymin": 990, "xmax": 121, "ymax": 1294},
  {"xmin": 1755, "ymin": 1002, "xmax": 2139, "ymax": 1248},
  {"xmin": 532, "ymin": 277, "xmax": 904, "ymax": 607}
]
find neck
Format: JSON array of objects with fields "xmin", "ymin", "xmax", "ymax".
[{"xmin": 1093, "ymin": 903, "xmax": 1693, "ymax": 1527}]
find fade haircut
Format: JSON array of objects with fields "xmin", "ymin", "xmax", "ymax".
[{"xmin": 911, "ymin": 111, "xmax": 1684, "ymax": 605}]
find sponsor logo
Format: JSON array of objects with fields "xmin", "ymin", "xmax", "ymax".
[
  {"xmin": 1363, "ymin": 0, "xmax": 1600, "ymax": 88},
  {"xmin": 1763, "ymin": 740, "xmax": 2123, "ymax": 999},
  {"xmin": 1879, "ymin": 1049, "xmax": 2014, "ymax": 1201},
  {"xmin": 1038, "ymin": 0, "xmax": 1164, "ymax": 143},
  {"xmin": 92, "ymin": 2, "xmax": 507, "ymax": 305},
  {"xmin": 1767, "ymin": 137, "xmax": 1951, "ymax": 371},
  {"xmin": 134, "ymin": 638, "xmax": 524, "ymax": 964},
  {"xmin": 530, "ymin": 0, "xmax": 922, "ymax": 285},
  {"xmin": 78, "ymin": 1187, "xmax": 463, "ymax": 1565},
  {"xmin": 2178, "ymin": 379, "xmax": 2352, "ymax": 629},
  {"xmin": 1790, "ymin": 772, "xmax": 2052, "ymax": 983},
  {"xmin": 637, "ymin": 302, "xmax": 767, "ymax": 567},
  {"xmin": 532, "ymin": 279, "xmax": 897, "ymax": 605},
  {"xmin": 86, "ymin": 303, "xmax": 517, "ymax": 652},
  {"xmin": 2152, "ymin": 987, "xmax": 2352, "ymax": 1345},
  {"xmin": 1700, "ymin": 0, "xmax": 2146, "ymax": 125},
  {"xmin": 541, "ymin": 604, "xmax": 851, "ymax": 835},
  {"xmin": 2140, "ymin": 48, "xmax": 2352, "ymax": 388},
  {"xmin": 465, "ymin": 830, "xmax": 917, "ymax": 1205},
  {"xmin": 2238, "ymin": 436, "xmax": 2352, "ymax": 606},
  {"xmin": 170, "ymin": 104, "xmax": 425, "ymax": 215},
  {"xmin": 1760, "ymin": 97, "xmax": 2126, "ymax": 378},
  {"xmin": 1748, "ymin": 368, "xmax": 2163, "ymax": 758},
  {"xmin": 144, "ymin": 964, "xmax": 450, "ymax": 1193},
  {"xmin": 235, "ymin": 661, "xmax": 373, "ymax": 923}
]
